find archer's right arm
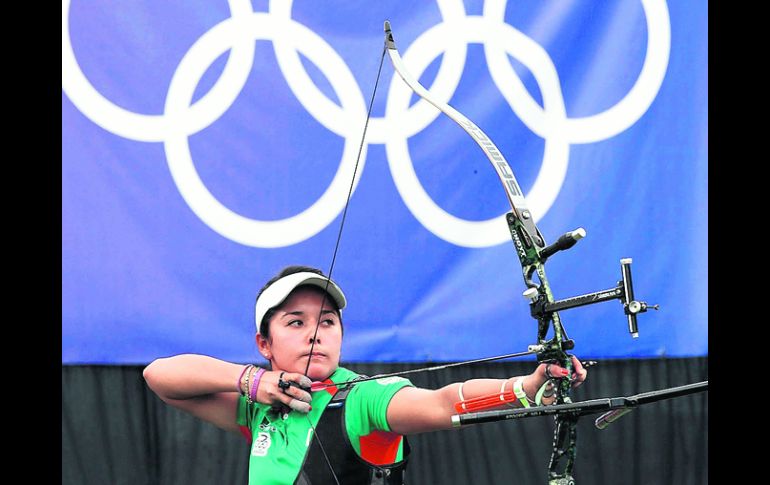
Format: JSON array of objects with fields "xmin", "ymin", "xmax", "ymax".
[
  {"xmin": 143, "ymin": 354, "xmax": 312, "ymax": 435},
  {"xmin": 143, "ymin": 354, "xmax": 245, "ymax": 435}
]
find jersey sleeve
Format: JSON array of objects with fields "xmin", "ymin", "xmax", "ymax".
[
  {"xmin": 343, "ymin": 375, "xmax": 413, "ymax": 465},
  {"xmin": 348, "ymin": 376, "xmax": 413, "ymax": 433}
]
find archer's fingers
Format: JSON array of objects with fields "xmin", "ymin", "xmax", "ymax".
[
  {"xmin": 569, "ymin": 356, "xmax": 588, "ymax": 388},
  {"xmin": 541, "ymin": 363, "xmax": 569, "ymax": 379},
  {"xmin": 280, "ymin": 373, "xmax": 312, "ymax": 393},
  {"xmin": 284, "ymin": 383, "xmax": 312, "ymax": 404},
  {"xmin": 571, "ymin": 356, "xmax": 583, "ymax": 371},
  {"xmin": 273, "ymin": 385, "xmax": 312, "ymax": 413},
  {"xmin": 277, "ymin": 373, "xmax": 312, "ymax": 404},
  {"xmin": 258, "ymin": 372, "xmax": 310, "ymax": 404},
  {"xmin": 282, "ymin": 395, "xmax": 312, "ymax": 413},
  {"xmin": 290, "ymin": 399, "xmax": 312, "ymax": 413}
]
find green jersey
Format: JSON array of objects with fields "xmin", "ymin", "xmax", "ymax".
[{"xmin": 236, "ymin": 367, "xmax": 413, "ymax": 485}]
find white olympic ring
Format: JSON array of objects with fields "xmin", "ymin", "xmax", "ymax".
[
  {"xmin": 62, "ymin": 0, "xmax": 671, "ymax": 248},
  {"xmin": 61, "ymin": 0, "xmax": 258, "ymax": 141},
  {"xmin": 384, "ymin": 17, "xmax": 569, "ymax": 247},
  {"xmin": 164, "ymin": 13, "xmax": 368, "ymax": 247}
]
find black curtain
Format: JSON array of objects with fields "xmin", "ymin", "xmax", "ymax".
[{"xmin": 62, "ymin": 357, "xmax": 707, "ymax": 484}]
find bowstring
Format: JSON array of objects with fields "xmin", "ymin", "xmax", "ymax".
[{"xmin": 300, "ymin": 42, "xmax": 389, "ymax": 485}]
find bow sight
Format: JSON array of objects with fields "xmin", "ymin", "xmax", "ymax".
[
  {"xmin": 513, "ymin": 222, "xmax": 659, "ymax": 362},
  {"xmin": 505, "ymin": 215, "xmax": 659, "ymax": 484}
]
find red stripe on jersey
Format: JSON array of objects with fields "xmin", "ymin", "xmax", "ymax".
[
  {"xmin": 359, "ymin": 431, "xmax": 402, "ymax": 465},
  {"xmin": 238, "ymin": 425, "xmax": 252, "ymax": 442},
  {"xmin": 323, "ymin": 378, "xmax": 337, "ymax": 396}
]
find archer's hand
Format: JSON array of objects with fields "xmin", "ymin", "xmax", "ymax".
[
  {"xmin": 257, "ymin": 371, "xmax": 313, "ymax": 413},
  {"xmin": 528, "ymin": 355, "xmax": 589, "ymax": 394}
]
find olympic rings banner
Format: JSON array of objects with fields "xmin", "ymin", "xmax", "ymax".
[{"xmin": 62, "ymin": 0, "xmax": 707, "ymax": 364}]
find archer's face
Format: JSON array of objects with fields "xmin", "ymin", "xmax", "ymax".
[{"xmin": 257, "ymin": 286, "xmax": 342, "ymax": 381}]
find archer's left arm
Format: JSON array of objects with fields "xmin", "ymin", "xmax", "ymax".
[{"xmin": 385, "ymin": 356, "xmax": 587, "ymax": 435}]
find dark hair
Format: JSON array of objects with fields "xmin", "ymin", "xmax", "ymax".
[{"xmin": 256, "ymin": 265, "xmax": 343, "ymax": 339}]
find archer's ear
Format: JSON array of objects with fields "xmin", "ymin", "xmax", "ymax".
[{"xmin": 256, "ymin": 333, "xmax": 271, "ymax": 360}]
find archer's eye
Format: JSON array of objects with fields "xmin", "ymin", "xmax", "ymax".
[{"xmin": 288, "ymin": 320, "xmax": 304, "ymax": 327}]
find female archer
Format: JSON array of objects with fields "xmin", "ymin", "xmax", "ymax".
[{"xmin": 143, "ymin": 265, "xmax": 588, "ymax": 484}]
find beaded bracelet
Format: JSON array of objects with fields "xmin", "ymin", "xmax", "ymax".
[
  {"xmin": 237, "ymin": 364, "xmax": 253, "ymax": 395},
  {"xmin": 245, "ymin": 366, "xmax": 253, "ymax": 402},
  {"xmin": 235, "ymin": 364, "xmax": 251, "ymax": 394}
]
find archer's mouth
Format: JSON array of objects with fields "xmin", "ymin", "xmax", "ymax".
[{"xmin": 303, "ymin": 352, "xmax": 327, "ymax": 359}]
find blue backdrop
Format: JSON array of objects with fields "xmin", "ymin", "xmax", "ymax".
[{"xmin": 62, "ymin": 0, "xmax": 707, "ymax": 364}]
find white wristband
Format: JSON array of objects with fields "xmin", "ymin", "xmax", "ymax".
[{"xmin": 513, "ymin": 378, "xmax": 530, "ymax": 408}]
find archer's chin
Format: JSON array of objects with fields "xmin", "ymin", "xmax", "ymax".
[{"xmin": 305, "ymin": 360, "xmax": 338, "ymax": 381}]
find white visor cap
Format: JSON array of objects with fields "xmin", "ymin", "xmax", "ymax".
[{"xmin": 255, "ymin": 272, "xmax": 347, "ymax": 334}]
